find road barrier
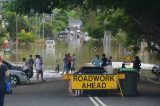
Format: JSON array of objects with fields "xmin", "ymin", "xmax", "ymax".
[{"xmin": 63, "ymin": 73, "xmax": 125, "ymax": 97}]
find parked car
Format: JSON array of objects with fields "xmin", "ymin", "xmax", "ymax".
[
  {"xmin": 2, "ymin": 61, "xmax": 28, "ymax": 85},
  {"xmin": 152, "ymin": 65, "xmax": 160, "ymax": 80},
  {"xmin": 74, "ymin": 66, "xmax": 107, "ymax": 74},
  {"xmin": 58, "ymin": 31, "xmax": 68, "ymax": 38}
]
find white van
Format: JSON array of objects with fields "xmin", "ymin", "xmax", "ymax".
[{"xmin": 46, "ymin": 40, "xmax": 55, "ymax": 53}]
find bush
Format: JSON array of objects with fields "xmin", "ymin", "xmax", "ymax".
[{"xmin": 18, "ymin": 29, "xmax": 36, "ymax": 43}]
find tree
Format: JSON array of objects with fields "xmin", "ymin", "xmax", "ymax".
[
  {"xmin": 82, "ymin": 11, "xmax": 104, "ymax": 39},
  {"xmin": 5, "ymin": 0, "xmax": 160, "ymax": 58},
  {"xmin": 80, "ymin": 0, "xmax": 160, "ymax": 57},
  {"xmin": 18, "ymin": 29, "xmax": 35, "ymax": 45}
]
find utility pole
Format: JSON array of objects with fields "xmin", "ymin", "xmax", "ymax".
[
  {"xmin": 36, "ymin": 12, "xmax": 38, "ymax": 38},
  {"xmin": 42, "ymin": 12, "xmax": 45, "ymax": 40},
  {"xmin": 15, "ymin": 15, "xmax": 18, "ymax": 64}
]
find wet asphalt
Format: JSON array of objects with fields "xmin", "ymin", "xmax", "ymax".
[{"xmin": 4, "ymin": 78, "xmax": 160, "ymax": 106}]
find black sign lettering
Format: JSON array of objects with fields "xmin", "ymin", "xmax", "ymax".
[
  {"xmin": 92, "ymin": 83, "xmax": 96, "ymax": 88},
  {"xmin": 88, "ymin": 76, "xmax": 92, "ymax": 81},
  {"xmin": 78, "ymin": 76, "xmax": 83, "ymax": 82},
  {"xmin": 82, "ymin": 83, "xmax": 86, "ymax": 88},
  {"xmin": 87, "ymin": 83, "xmax": 92, "ymax": 88},
  {"xmin": 100, "ymin": 76, "xmax": 105, "ymax": 81},
  {"xmin": 81, "ymin": 82, "xmax": 107, "ymax": 89},
  {"xmin": 102, "ymin": 82, "xmax": 106, "ymax": 88},
  {"xmin": 109, "ymin": 76, "xmax": 114, "ymax": 81},
  {"xmin": 74, "ymin": 75, "xmax": 115, "ymax": 82},
  {"xmin": 104, "ymin": 76, "xmax": 110, "ymax": 81},
  {"xmin": 83, "ymin": 76, "xmax": 88, "ymax": 81},
  {"xmin": 73, "ymin": 76, "xmax": 77, "ymax": 81},
  {"xmin": 97, "ymin": 83, "xmax": 101, "ymax": 88},
  {"xmin": 93, "ymin": 76, "xmax": 99, "ymax": 81}
]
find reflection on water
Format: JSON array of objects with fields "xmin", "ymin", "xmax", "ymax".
[{"xmin": 4, "ymin": 38, "xmax": 160, "ymax": 71}]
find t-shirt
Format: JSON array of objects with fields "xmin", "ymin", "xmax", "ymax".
[
  {"xmin": 28, "ymin": 58, "xmax": 34, "ymax": 67},
  {"xmin": 23, "ymin": 62, "xmax": 29, "ymax": 71},
  {"xmin": 71, "ymin": 56, "xmax": 76, "ymax": 67},
  {"xmin": 67, "ymin": 56, "xmax": 72, "ymax": 64},
  {"xmin": 133, "ymin": 59, "xmax": 141, "ymax": 69},
  {"xmin": 101, "ymin": 57, "xmax": 108, "ymax": 67},
  {"xmin": 92, "ymin": 58, "xmax": 103, "ymax": 67},
  {"xmin": 35, "ymin": 58, "xmax": 42, "ymax": 70}
]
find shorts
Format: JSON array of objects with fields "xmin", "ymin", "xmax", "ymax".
[
  {"xmin": 37, "ymin": 69, "xmax": 43, "ymax": 74},
  {"xmin": 68, "ymin": 63, "xmax": 71, "ymax": 70}
]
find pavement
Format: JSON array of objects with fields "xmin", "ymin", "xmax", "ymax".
[
  {"xmin": 4, "ymin": 64, "xmax": 160, "ymax": 106},
  {"xmin": 26, "ymin": 67, "xmax": 160, "ymax": 88},
  {"xmin": 4, "ymin": 75, "xmax": 160, "ymax": 106}
]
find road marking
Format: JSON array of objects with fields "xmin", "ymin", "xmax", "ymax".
[
  {"xmin": 94, "ymin": 97, "xmax": 107, "ymax": 106},
  {"xmin": 89, "ymin": 96, "xmax": 107, "ymax": 106},
  {"xmin": 89, "ymin": 97, "xmax": 100, "ymax": 106}
]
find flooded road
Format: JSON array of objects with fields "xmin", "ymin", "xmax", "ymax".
[
  {"xmin": 4, "ymin": 38, "xmax": 104, "ymax": 69},
  {"xmin": 3, "ymin": 37, "xmax": 160, "ymax": 78}
]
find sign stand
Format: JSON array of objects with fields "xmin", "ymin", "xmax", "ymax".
[
  {"xmin": 65, "ymin": 73, "xmax": 125, "ymax": 97},
  {"xmin": 117, "ymin": 73, "xmax": 124, "ymax": 97}
]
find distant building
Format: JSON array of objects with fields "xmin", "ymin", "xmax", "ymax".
[{"xmin": 68, "ymin": 18, "xmax": 82, "ymax": 29}]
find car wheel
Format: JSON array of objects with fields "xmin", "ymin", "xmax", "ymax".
[{"xmin": 10, "ymin": 75, "xmax": 20, "ymax": 85}]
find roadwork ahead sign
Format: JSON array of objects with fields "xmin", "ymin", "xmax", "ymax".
[{"xmin": 71, "ymin": 75, "xmax": 118, "ymax": 90}]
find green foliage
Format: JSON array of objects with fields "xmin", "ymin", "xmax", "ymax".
[
  {"xmin": 82, "ymin": 11, "xmax": 104, "ymax": 39},
  {"xmin": 2, "ymin": 8, "xmax": 70, "ymax": 40},
  {"xmin": 18, "ymin": 29, "xmax": 35, "ymax": 43},
  {"xmin": 81, "ymin": 0, "xmax": 160, "ymax": 56},
  {"xmin": 5, "ymin": 0, "xmax": 160, "ymax": 57},
  {"xmin": 0, "ymin": 33, "xmax": 10, "ymax": 45},
  {"xmin": 67, "ymin": 10, "xmax": 80, "ymax": 19},
  {"xmin": 44, "ymin": 9, "xmax": 69, "ymax": 37},
  {"xmin": 112, "ymin": 29, "xmax": 127, "ymax": 44},
  {"xmin": 54, "ymin": 10, "xmax": 68, "ymax": 26},
  {"xmin": 0, "ymin": 19, "xmax": 10, "ymax": 44},
  {"xmin": 2, "ymin": 11, "xmax": 31, "ymax": 38}
]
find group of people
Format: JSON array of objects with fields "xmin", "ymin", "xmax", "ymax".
[
  {"xmin": 91, "ymin": 53, "xmax": 112, "ymax": 67},
  {"xmin": 61, "ymin": 53, "xmax": 76, "ymax": 74},
  {"xmin": 22, "ymin": 54, "xmax": 44, "ymax": 83},
  {"xmin": 91, "ymin": 53, "xmax": 141, "ymax": 73},
  {"xmin": 22, "ymin": 53, "xmax": 77, "ymax": 79}
]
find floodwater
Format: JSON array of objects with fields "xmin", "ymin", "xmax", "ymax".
[
  {"xmin": 3, "ymin": 38, "xmax": 160, "ymax": 74},
  {"xmin": 4, "ymin": 38, "xmax": 103, "ymax": 69}
]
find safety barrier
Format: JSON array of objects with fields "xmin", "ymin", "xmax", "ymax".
[{"xmin": 63, "ymin": 73, "xmax": 125, "ymax": 97}]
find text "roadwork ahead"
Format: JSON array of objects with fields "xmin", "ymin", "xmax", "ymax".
[{"xmin": 71, "ymin": 75, "xmax": 118, "ymax": 90}]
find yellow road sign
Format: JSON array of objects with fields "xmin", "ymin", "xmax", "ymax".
[{"xmin": 71, "ymin": 75, "xmax": 118, "ymax": 90}]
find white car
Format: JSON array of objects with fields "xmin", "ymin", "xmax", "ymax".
[
  {"xmin": 77, "ymin": 30, "xmax": 80, "ymax": 33},
  {"xmin": 152, "ymin": 65, "xmax": 160, "ymax": 80},
  {"xmin": 3, "ymin": 61, "xmax": 28, "ymax": 85},
  {"xmin": 10, "ymin": 70, "xmax": 28, "ymax": 85}
]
